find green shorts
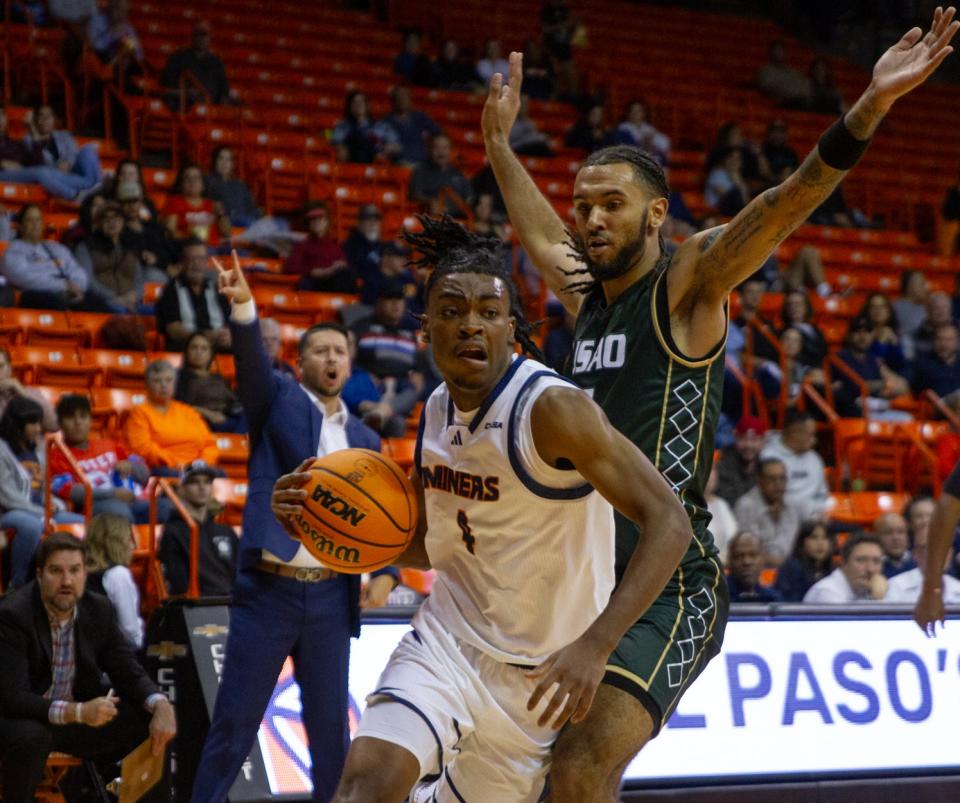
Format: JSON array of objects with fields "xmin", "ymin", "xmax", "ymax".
[{"xmin": 603, "ymin": 554, "xmax": 729, "ymax": 736}]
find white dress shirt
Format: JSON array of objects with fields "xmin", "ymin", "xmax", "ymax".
[{"xmin": 232, "ymin": 298, "xmax": 352, "ymax": 568}]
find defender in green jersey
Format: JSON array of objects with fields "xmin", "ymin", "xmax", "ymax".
[{"xmin": 483, "ymin": 9, "xmax": 958, "ymax": 800}]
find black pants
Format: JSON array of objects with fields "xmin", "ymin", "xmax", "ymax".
[{"xmin": 0, "ymin": 702, "xmax": 150, "ymax": 803}]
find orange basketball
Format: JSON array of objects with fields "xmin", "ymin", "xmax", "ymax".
[{"xmin": 293, "ymin": 448, "xmax": 418, "ymax": 573}]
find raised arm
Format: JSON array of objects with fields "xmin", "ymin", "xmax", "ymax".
[
  {"xmin": 670, "ymin": 8, "xmax": 958, "ymax": 349},
  {"xmin": 482, "ymin": 52, "xmax": 584, "ymax": 315},
  {"xmin": 525, "ymin": 386, "xmax": 691, "ymax": 728}
]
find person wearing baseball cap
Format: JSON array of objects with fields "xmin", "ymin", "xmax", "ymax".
[
  {"xmin": 344, "ymin": 203, "xmax": 386, "ymax": 288},
  {"xmin": 714, "ymin": 414, "xmax": 767, "ymax": 506},
  {"xmin": 284, "ymin": 202, "xmax": 356, "ymax": 293},
  {"xmin": 158, "ymin": 461, "xmax": 238, "ymax": 598}
]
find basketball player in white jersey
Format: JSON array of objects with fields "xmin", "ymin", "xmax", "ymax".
[{"xmin": 272, "ymin": 217, "xmax": 693, "ymax": 802}]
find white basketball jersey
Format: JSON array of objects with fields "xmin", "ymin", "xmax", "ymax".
[{"xmin": 415, "ymin": 355, "xmax": 615, "ymax": 665}]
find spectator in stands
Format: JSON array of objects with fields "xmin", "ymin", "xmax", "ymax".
[
  {"xmin": 476, "ymin": 39, "xmax": 510, "ymax": 85},
  {"xmin": 86, "ymin": 0, "xmax": 142, "ymax": 66},
  {"xmin": 379, "ymin": 86, "xmax": 442, "ymax": 167},
  {"xmin": 341, "ymin": 331, "xmax": 407, "ymax": 439},
  {"xmin": 10, "ymin": 105, "xmax": 103, "ymax": 202},
  {"xmin": 0, "ymin": 346, "xmax": 57, "ymax": 431},
  {"xmin": 807, "ymin": 57, "xmax": 845, "ymax": 115},
  {"xmin": 613, "ymin": 99, "xmax": 670, "ymax": 166},
  {"xmin": 0, "ymin": 104, "xmax": 41, "ymax": 171},
  {"xmin": 756, "ymin": 326, "xmax": 826, "ymax": 405},
  {"xmin": 904, "ymin": 493, "xmax": 935, "ymax": 548},
  {"xmin": 803, "ymin": 533, "xmax": 887, "ymax": 603},
  {"xmin": 0, "ymin": 398, "xmax": 84, "ymax": 588},
  {"xmin": 159, "ymin": 461, "xmax": 238, "ymax": 597},
  {"xmin": 408, "ymin": 134, "xmax": 473, "ymax": 216},
  {"xmin": 50, "ymin": 393, "xmax": 162, "ymax": 525},
  {"xmin": 886, "ymin": 507, "xmax": 960, "ymax": 603},
  {"xmin": 775, "ymin": 520, "xmax": 836, "ymax": 602},
  {"xmin": 118, "ymin": 180, "xmax": 177, "ymax": 278},
  {"xmin": 508, "ymin": 94, "xmax": 554, "ymax": 157},
  {"xmin": 874, "ymin": 512, "xmax": 916, "ymax": 578},
  {"xmin": 564, "ymin": 102, "xmax": 611, "ymax": 154},
  {"xmin": 343, "ymin": 203, "xmax": 385, "ymax": 287},
  {"xmin": 540, "ymin": 0, "xmax": 580, "ymax": 99},
  {"xmin": 780, "ymin": 290, "xmax": 827, "ymax": 367},
  {"xmin": 858, "ymin": 292, "xmax": 906, "ymax": 371},
  {"xmin": 0, "ymin": 532, "xmax": 175, "ymax": 803},
  {"xmin": 161, "ymin": 20, "xmax": 231, "ymax": 107},
  {"xmin": 162, "ymin": 163, "xmax": 230, "ymax": 249},
  {"xmin": 734, "ymin": 457, "xmax": 802, "ymax": 567},
  {"xmin": 471, "ymin": 193, "xmax": 509, "ymax": 242},
  {"xmin": 357, "ymin": 240, "xmax": 414, "ymax": 308},
  {"xmin": 780, "ymin": 244, "xmax": 832, "ymax": 297},
  {"xmin": 206, "ymin": 146, "xmax": 259, "ymax": 227},
  {"xmin": 835, "ymin": 317, "xmax": 911, "ymax": 419},
  {"xmin": 331, "ymin": 90, "xmax": 399, "ymax": 165},
  {"xmin": 432, "ymin": 39, "xmax": 480, "ymax": 91},
  {"xmin": 715, "ymin": 415, "xmax": 766, "ymax": 506},
  {"xmin": 125, "ymin": 359, "xmax": 218, "ymax": 473},
  {"xmin": 156, "ymin": 238, "xmax": 231, "ymax": 351},
  {"xmin": 894, "ymin": 270, "xmax": 929, "ymax": 358},
  {"xmin": 912, "ymin": 323, "xmax": 960, "ymax": 398},
  {"xmin": 705, "ymin": 121, "xmax": 771, "ymax": 194},
  {"xmin": 726, "ymin": 531, "xmax": 781, "ymax": 602},
  {"xmin": 521, "ymin": 38, "xmax": 554, "ymax": 100},
  {"xmin": 706, "ymin": 462, "xmax": 738, "ymax": 561},
  {"xmin": 756, "ymin": 40, "xmax": 811, "ymax": 108},
  {"xmin": 175, "ymin": 332, "xmax": 245, "ymax": 433},
  {"xmin": 761, "ymin": 410, "xmax": 829, "ymax": 521},
  {"xmin": 83, "ymin": 512, "xmax": 142, "ymax": 647},
  {"xmin": 2, "ymin": 204, "xmax": 108, "ymax": 312},
  {"xmin": 349, "ymin": 279, "xmax": 423, "ymax": 435},
  {"xmin": 762, "ymin": 119, "xmax": 799, "ymax": 182},
  {"xmin": 809, "ymin": 184, "xmax": 864, "ymax": 228},
  {"xmin": 704, "ymin": 147, "xmax": 750, "ymax": 216},
  {"xmin": 107, "ymin": 158, "xmax": 159, "ymax": 219},
  {"xmin": 912, "ymin": 291, "xmax": 955, "ymax": 358},
  {"xmin": 285, "ymin": 203, "xmax": 356, "ymax": 293},
  {"xmin": 393, "ymin": 29, "xmax": 434, "ymax": 87},
  {"xmin": 73, "ymin": 201, "xmax": 143, "ymax": 313},
  {"xmin": 260, "ymin": 317, "xmax": 296, "ymax": 378}
]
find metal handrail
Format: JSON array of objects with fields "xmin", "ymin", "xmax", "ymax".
[
  {"xmin": 147, "ymin": 477, "xmax": 200, "ymax": 599},
  {"xmin": 43, "ymin": 434, "xmax": 92, "ymax": 534}
]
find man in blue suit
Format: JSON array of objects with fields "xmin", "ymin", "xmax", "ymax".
[{"xmin": 190, "ymin": 254, "xmax": 398, "ymax": 802}]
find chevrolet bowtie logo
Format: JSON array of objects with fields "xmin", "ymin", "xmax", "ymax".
[
  {"xmin": 146, "ymin": 641, "xmax": 187, "ymax": 661},
  {"xmin": 192, "ymin": 624, "xmax": 229, "ymax": 639}
]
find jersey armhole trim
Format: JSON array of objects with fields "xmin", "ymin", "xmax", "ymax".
[
  {"xmin": 414, "ymin": 403, "xmax": 427, "ymax": 474},
  {"xmin": 507, "ymin": 371, "xmax": 594, "ymax": 500},
  {"xmin": 467, "ymin": 354, "xmax": 526, "ymax": 433},
  {"xmin": 651, "ymin": 270, "xmax": 728, "ymax": 369}
]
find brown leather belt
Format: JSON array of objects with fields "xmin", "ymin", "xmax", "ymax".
[{"xmin": 256, "ymin": 560, "xmax": 335, "ymax": 583}]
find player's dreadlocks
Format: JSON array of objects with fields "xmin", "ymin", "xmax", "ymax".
[
  {"xmin": 562, "ymin": 145, "xmax": 673, "ymax": 295},
  {"xmin": 404, "ymin": 215, "xmax": 545, "ymax": 362}
]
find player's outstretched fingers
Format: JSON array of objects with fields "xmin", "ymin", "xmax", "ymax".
[
  {"xmin": 536, "ymin": 684, "xmax": 570, "ymax": 729},
  {"xmin": 551, "ymin": 690, "xmax": 581, "ymax": 730},
  {"xmin": 508, "ymin": 50, "xmax": 523, "ymax": 91},
  {"xmin": 525, "ymin": 657, "xmax": 556, "ymax": 712},
  {"xmin": 275, "ymin": 471, "xmax": 311, "ymax": 491}
]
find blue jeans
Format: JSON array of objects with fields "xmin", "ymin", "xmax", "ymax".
[
  {"xmin": 0, "ymin": 145, "xmax": 102, "ymax": 199},
  {"xmin": 0, "ymin": 510, "xmax": 85, "ymax": 587}
]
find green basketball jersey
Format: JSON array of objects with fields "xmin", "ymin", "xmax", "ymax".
[{"xmin": 569, "ymin": 264, "xmax": 725, "ymax": 573}]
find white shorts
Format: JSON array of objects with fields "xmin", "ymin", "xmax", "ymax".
[{"xmin": 354, "ymin": 606, "xmax": 558, "ymax": 802}]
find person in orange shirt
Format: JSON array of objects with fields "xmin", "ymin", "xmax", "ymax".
[{"xmin": 125, "ymin": 359, "xmax": 218, "ymax": 474}]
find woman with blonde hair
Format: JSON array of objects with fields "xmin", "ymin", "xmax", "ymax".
[{"xmin": 85, "ymin": 512, "xmax": 143, "ymax": 648}]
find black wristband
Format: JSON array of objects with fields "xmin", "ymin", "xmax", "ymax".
[{"xmin": 818, "ymin": 116, "xmax": 870, "ymax": 171}]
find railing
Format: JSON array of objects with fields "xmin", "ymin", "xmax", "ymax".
[
  {"xmin": 724, "ymin": 355, "xmax": 769, "ymax": 428},
  {"xmin": 43, "ymin": 434, "xmax": 92, "ymax": 534},
  {"xmin": 824, "ymin": 353, "xmax": 870, "ymax": 423},
  {"xmin": 922, "ymin": 389, "xmax": 960, "ymax": 430},
  {"xmin": 147, "ymin": 477, "xmax": 200, "ymax": 599}
]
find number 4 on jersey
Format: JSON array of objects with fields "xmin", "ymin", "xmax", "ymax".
[{"xmin": 457, "ymin": 509, "xmax": 476, "ymax": 555}]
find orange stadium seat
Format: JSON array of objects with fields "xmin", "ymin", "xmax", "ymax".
[
  {"xmin": 81, "ymin": 349, "xmax": 149, "ymax": 388},
  {"xmin": 89, "ymin": 387, "xmax": 148, "ymax": 431},
  {"xmin": 7, "ymin": 345, "xmax": 98, "ymax": 387},
  {"xmin": 214, "ymin": 433, "xmax": 249, "ymax": 478}
]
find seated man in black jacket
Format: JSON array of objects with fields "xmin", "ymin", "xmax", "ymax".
[
  {"xmin": 159, "ymin": 462, "xmax": 238, "ymax": 596},
  {"xmin": 0, "ymin": 532, "xmax": 176, "ymax": 802}
]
